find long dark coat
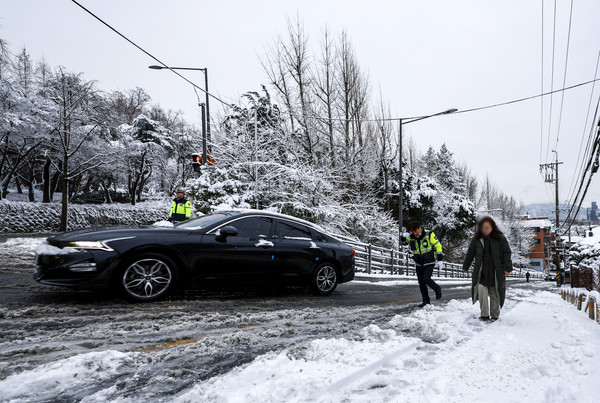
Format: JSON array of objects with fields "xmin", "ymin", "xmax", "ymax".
[{"xmin": 462, "ymin": 235, "xmax": 513, "ymax": 307}]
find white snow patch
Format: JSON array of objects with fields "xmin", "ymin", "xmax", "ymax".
[
  {"xmin": 175, "ymin": 287, "xmax": 600, "ymax": 403},
  {"xmin": 34, "ymin": 241, "xmax": 77, "ymax": 255},
  {"xmin": 152, "ymin": 220, "xmax": 174, "ymax": 228},
  {"xmin": 255, "ymin": 239, "xmax": 274, "ymax": 248},
  {"xmin": 0, "ymin": 350, "xmax": 133, "ymax": 402},
  {"xmin": 2, "ymin": 237, "xmax": 43, "ymax": 253}
]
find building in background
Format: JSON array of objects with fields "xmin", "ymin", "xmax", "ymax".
[{"xmin": 521, "ymin": 216, "xmax": 554, "ymax": 272}]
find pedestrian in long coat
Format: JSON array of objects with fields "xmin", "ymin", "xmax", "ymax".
[{"xmin": 462, "ymin": 216, "xmax": 513, "ymax": 321}]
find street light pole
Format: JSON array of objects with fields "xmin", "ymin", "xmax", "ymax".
[
  {"xmin": 199, "ymin": 103, "xmax": 207, "ymax": 167},
  {"xmin": 396, "ymin": 108, "xmax": 458, "ymax": 251},
  {"xmin": 254, "ymin": 108, "xmax": 259, "ymax": 209},
  {"xmin": 398, "ymin": 118, "xmax": 403, "ymax": 251},
  {"xmin": 148, "ymin": 64, "xmax": 211, "ymax": 151},
  {"xmin": 203, "ymin": 68, "xmax": 211, "ymax": 144}
]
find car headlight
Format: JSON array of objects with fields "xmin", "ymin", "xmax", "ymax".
[{"xmin": 66, "ymin": 241, "xmax": 114, "ymax": 251}]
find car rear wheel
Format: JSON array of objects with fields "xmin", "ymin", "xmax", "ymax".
[
  {"xmin": 310, "ymin": 263, "xmax": 338, "ymax": 296},
  {"xmin": 119, "ymin": 254, "xmax": 176, "ymax": 302}
]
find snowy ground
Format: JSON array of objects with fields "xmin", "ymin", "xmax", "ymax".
[
  {"xmin": 174, "ymin": 284, "xmax": 600, "ymax": 403},
  {"xmin": 0, "ymin": 237, "xmax": 596, "ymax": 402}
]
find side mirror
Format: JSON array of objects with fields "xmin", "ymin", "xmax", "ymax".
[{"xmin": 216, "ymin": 225, "xmax": 238, "ymax": 242}]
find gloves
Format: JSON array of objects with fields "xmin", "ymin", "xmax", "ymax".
[
  {"xmin": 402, "ymin": 232, "xmax": 411, "ymax": 240},
  {"xmin": 436, "ymin": 261, "xmax": 444, "ymax": 270}
]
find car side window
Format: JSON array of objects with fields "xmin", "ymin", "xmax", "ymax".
[
  {"xmin": 275, "ymin": 220, "xmax": 312, "ymax": 240},
  {"xmin": 229, "ymin": 217, "xmax": 273, "ymax": 238}
]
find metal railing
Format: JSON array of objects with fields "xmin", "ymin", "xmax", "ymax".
[{"xmin": 334, "ymin": 234, "xmax": 540, "ymax": 280}]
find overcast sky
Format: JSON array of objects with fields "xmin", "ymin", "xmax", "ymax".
[{"xmin": 1, "ymin": 0, "xmax": 599, "ymax": 209}]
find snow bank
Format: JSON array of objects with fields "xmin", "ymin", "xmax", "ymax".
[
  {"xmin": 176, "ymin": 287, "xmax": 600, "ymax": 403},
  {"xmin": 0, "ymin": 350, "xmax": 133, "ymax": 402},
  {"xmin": 0, "ymin": 200, "xmax": 167, "ymax": 233}
]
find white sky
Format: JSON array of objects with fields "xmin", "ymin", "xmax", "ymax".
[{"xmin": 1, "ymin": 0, "xmax": 599, "ymax": 207}]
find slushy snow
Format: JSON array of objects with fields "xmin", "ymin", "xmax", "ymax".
[
  {"xmin": 1, "ymin": 284, "xmax": 598, "ymax": 402},
  {"xmin": 175, "ymin": 286, "xmax": 599, "ymax": 403}
]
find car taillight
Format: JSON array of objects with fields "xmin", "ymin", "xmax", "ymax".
[{"xmin": 352, "ymin": 249, "xmax": 355, "ymax": 255}]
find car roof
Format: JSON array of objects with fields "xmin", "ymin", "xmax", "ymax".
[{"xmin": 214, "ymin": 209, "xmax": 326, "ymax": 233}]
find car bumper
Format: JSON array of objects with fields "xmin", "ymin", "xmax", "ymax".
[
  {"xmin": 34, "ymin": 250, "xmax": 115, "ymax": 289},
  {"xmin": 339, "ymin": 262, "xmax": 355, "ymax": 284}
]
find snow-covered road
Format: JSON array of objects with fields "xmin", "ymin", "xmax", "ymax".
[
  {"xmin": 1, "ymin": 281, "xmax": 596, "ymax": 402},
  {"xmin": 1, "ymin": 236, "xmax": 596, "ymax": 402}
]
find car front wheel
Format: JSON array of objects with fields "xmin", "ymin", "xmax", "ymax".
[
  {"xmin": 119, "ymin": 254, "xmax": 176, "ymax": 302},
  {"xmin": 310, "ymin": 263, "xmax": 338, "ymax": 296}
]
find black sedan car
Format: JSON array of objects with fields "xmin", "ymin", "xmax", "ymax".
[{"xmin": 34, "ymin": 210, "xmax": 355, "ymax": 301}]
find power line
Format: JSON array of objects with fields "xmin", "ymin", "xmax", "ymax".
[
  {"xmin": 539, "ymin": 0, "xmax": 545, "ymax": 165},
  {"xmin": 70, "ymin": 0, "xmax": 231, "ymax": 107},
  {"xmin": 560, "ymin": 108, "xmax": 600, "ymax": 233},
  {"xmin": 452, "ymin": 78, "xmax": 600, "ymax": 116},
  {"xmin": 567, "ymin": 95, "xmax": 600, "ymax": 209},
  {"xmin": 553, "ymin": 0, "xmax": 574, "ymax": 154},
  {"xmin": 279, "ymin": 77, "xmax": 600, "ymax": 124},
  {"xmin": 545, "ymin": 0, "xmax": 558, "ymax": 163},
  {"xmin": 71, "ymin": 0, "xmax": 600, "ymax": 127},
  {"xmin": 565, "ymin": 51, "xmax": 600, "ymax": 206}
]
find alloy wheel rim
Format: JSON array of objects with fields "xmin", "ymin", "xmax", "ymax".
[
  {"xmin": 316, "ymin": 266, "xmax": 336, "ymax": 292},
  {"xmin": 123, "ymin": 258, "xmax": 172, "ymax": 299}
]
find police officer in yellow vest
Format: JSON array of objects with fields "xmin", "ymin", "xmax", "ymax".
[
  {"xmin": 168, "ymin": 188, "xmax": 191, "ymax": 223},
  {"xmin": 402, "ymin": 220, "xmax": 443, "ymax": 307}
]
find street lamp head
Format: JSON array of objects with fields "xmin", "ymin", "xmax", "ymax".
[
  {"xmin": 148, "ymin": 65, "xmax": 165, "ymax": 70},
  {"xmin": 444, "ymin": 108, "xmax": 458, "ymax": 114}
]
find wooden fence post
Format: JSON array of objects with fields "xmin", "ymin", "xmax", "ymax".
[{"xmin": 587, "ymin": 297, "xmax": 596, "ymax": 320}]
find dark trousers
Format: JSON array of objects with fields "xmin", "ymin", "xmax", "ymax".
[{"xmin": 416, "ymin": 264, "xmax": 441, "ymax": 303}]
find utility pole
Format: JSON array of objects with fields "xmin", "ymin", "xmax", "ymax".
[{"xmin": 540, "ymin": 150, "xmax": 563, "ymax": 268}]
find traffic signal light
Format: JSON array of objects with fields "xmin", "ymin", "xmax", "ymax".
[
  {"xmin": 191, "ymin": 153, "xmax": 202, "ymax": 172},
  {"xmin": 191, "ymin": 152, "xmax": 216, "ymax": 172}
]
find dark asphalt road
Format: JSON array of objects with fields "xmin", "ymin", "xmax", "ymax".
[{"xmin": 0, "ymin": 268, "xmax": 475, "ymax": 309}]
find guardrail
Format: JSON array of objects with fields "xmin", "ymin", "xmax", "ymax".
[
  {"xmin": 334, "ymin": 233, "xmax": 539, "ymax": 279},
  {"xmin": 561, "ymin": 286, "xmax": 600, "ymax": 324}
]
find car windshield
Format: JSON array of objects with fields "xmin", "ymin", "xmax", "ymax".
[{"xmin": 175, "ymin": 213, "xmax": 237, "ymax": 230}]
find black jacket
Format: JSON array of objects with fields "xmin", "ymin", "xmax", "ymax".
[
  {"xmin": 462, "ymin": 235, "xmax": 513, "ymax": 307},
  {"xmin": 404, "ymin": 229, "xmax": 443, "ymax": 267}
]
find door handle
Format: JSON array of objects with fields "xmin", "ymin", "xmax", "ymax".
[{"xmin": 255, "ymin": 240, "xmax": 274, "ymax": 248}]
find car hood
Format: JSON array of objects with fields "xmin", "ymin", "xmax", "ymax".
[{"xmin": 48, "ymin": 226, "xmax": 187, "ymax": 243}]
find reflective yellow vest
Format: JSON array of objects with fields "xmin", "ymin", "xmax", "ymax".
[
  {"xmin": 408, "ymin": 230, "xmax": 443, "ymax": 266},
  {"xmin": 169, "ymin": 198, "xmax": 191, "ymax": 222}
]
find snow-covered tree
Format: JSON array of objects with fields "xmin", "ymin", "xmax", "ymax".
[{"xmin": 119, "ymin": 114, "xmax": 173, "ymax": 205}]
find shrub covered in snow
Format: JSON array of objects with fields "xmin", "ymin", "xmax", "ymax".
[
  {"xmin": 569, "ymin": 227, "xmax": 600, "ymax": 291},
  {"xmin": 0, "ymin": 200, "xmax": 167, "ymax": 233}
]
